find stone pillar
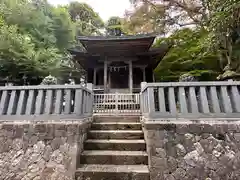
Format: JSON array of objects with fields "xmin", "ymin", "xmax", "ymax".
[
  {"xmin": 140, "ymin": 82, "xmax": 147, "ymax": 113},
  {"xmin": 129, "ymin": 61, "xmax": 133, "ymax": 93},
  {"xmin": 141, "ymin": 82, "xmax": 147, "ymax": 91},
  {"xmin": 104, "ymin": 60, "xmax": 108, "ymax": 92},
  {"xmin": 93, "ymin": 68, "xmax": 97, "ymax": 86},
  {"xmin": 87, "ymin": 83, "xmax": 93, "ymax": 91}
]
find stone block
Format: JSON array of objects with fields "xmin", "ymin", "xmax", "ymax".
[
  {"xmin": 14, "ymin": 126, "xmax": 24, "ymax": 138},
  {"xmin": 146, "ymin": 130, "xmax": 156, "ymax": 139},
  {"xmin": 155, "ymin": 148, "xmax": 166, "ymax": 158},
  {"xmin": 29, "ymin": 136, "xmax": 39, "ymax": 146},
  {"xmin": 167, "ymin": 156, "xmax": 178, "ymax": 173},
  {"xmin": 2, "ymin": 124, "xmax": 14, "ymax": 131},
  {"xmin": 164, "ymin": 174, "xmax": 175, "ymax": 180},
  {"xmin": 172, "ymin": 168, "xmax": 186, "ymax": 180},
  {"xmin": 165, "ymin": 141, "xmax": 177, "ymax": 157},
  {"xmin": 149, "ymin": 167, "xmax": 164, "ymax": 180},
  {"xmin": 234, "ymin": 133, "xmax": 240, "ymax": 142},
  {"xmin": 151, "ymin": 156, "xmax": 168, "ymax": 169},
  {"xmin": 188, "ymin": 124, "xmax": 204, "ymax": 134},
  {"xmin": 146, "ymin": 138, "xmax": 164, "ymax": 148},
  {"xmin": 34, "ymin": 124, "xmax": 47, "ymax": 133},
  {"xmin": 176, "ymin": 124, "xmax": 189, "ymax": 135}
]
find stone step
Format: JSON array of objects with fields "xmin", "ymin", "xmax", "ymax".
[
  {"xmin": 84, "ymin": 139, "xmax": 146, "ymax": 151},
  {"xmin": 76, "ymin": 164, "xmax": 149, "ymax": 180},
  {"xmin": 88, "ymin": 130, "xmax": 144, "ymax": 139},
  {"xmin": 80, "ymin": 150, "xmax": 148, "ymax": 165},
  {"xmin": 94, "ymin": 116, "xmax": 140, "ymax": 123},
  {"xmin": 91, "ymin": 122, "xmax": 142, "ymax": 130}
]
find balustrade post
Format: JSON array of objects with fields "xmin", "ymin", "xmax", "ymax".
[
  {"xmin": 86, "ymin": 83, "xmax": 93, "ymax": 114},
  {"xmin": 140, "ymin": 82, "xmax": 147, "ymax": 113},
  {"xmin": 87, "ymin": 83, "xmax": 93, "ymax": 91},
  {"xmin": 147, "ymin": 87, "xmax": 155, "ymax": 114}
]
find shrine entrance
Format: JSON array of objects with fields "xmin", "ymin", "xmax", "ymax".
[
  {"xmin": 70, "ymin": 35, "xmax": 172, "ymax": 93},
  {"xmin": 93, "ymin": 93, "xmax": 141, "ymax": 115},
  {"xmin": 109, "ymin": 62, "xmax": 129, "ymax": 89}
]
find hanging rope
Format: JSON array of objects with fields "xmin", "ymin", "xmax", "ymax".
[{"xmin": 108, "ymin": 66, "xmax": 128, "ymax": 72}]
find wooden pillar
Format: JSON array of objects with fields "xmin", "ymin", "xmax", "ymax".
[
  {"xmin": 129, "ymin": 61, "xmax": 133, "ymax": 93},
  {"xmin": 142, "ymin": 67, "xmax": 146, "ymax": 82},
  {"xmin": 108, "ymin": 71, "xmax": 111, "ymax": 89},
  {"xmin": 85, "ymin": 71, "xmax": 88, "ymax": 83},
  {"xmin": 152, "ymin": 71, "xmax": 155, "ymax": 82},
  {"xmin": 104, "ymin": 60, "xmax": 108, "ymax": 92},
  {"xmin": 93, "ymin": 68, "xmax": 97, "ymax": 86}
]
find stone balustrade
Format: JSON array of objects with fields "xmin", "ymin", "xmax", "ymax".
[
  {"xmin": 0, "ymin": 84, "xmax": 93, "ymax": 120},
  {"xmin": 141, "ymin": 81, "xmax": 240, "ymax": 119},
  {"xmin": 0, "ymin": 84, "xmax": 94, "ymax": 179},
  {"xmin": 141, "ymin": 81, "xmax": 240, "ymax": 180}
]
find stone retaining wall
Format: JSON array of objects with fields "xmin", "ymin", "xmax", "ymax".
[
  {"xmin": 0, "ymin": 119, "xmax": 91, "ymax": 180},
  {"xmin": 142, "ymin": 119, "xmax": 240, "ymax": 180}
]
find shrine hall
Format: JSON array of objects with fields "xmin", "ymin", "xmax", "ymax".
[{"xmin": 70, "ymin": 34, "xmax": 171, "ymax": 93}]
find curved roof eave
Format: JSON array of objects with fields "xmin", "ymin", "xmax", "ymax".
[{"xmin": 77, "ymin": 33, "xmax": 157, "ymax": 41}]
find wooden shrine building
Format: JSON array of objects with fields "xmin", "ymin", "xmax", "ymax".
[{"xmin": 70, "ymin": 34, "xmax": 171, "ymax": 93}]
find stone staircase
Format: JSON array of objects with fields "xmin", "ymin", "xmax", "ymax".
[{"xmin": 75, "ymin": 116, "xmax": 149, "ymax": 180}]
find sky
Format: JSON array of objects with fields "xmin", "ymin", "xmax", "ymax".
[{"xmin": 48, "ymin": 0, "xmax": 132, "ymax": 21}]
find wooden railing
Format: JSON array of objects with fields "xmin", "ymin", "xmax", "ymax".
[
  {"xmin": 141, "ymin": 82, "xmax": 240, "ymax": 118},
  {"xmin": 0, "ymin": 85, "xmax": 93, "ymax": 120},
  {"xmin": 94, "ymin": 93, "xmax": 140, "ymax": 115}
]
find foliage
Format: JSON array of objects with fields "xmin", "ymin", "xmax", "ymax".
[
  {"xmin": 130, "ymin": 0, "xmax": 210, "ymax": 30},
  {"xmin": 130, "ymin": 0, "xmax": 240, "ymax": 81},
  {"xmin": 0, "ymin": 0, "xmax": 102, "ymax": 84},
  {"xmin": 124, "ymin": 2, "xmax": 166, "ymax": 34},
  {"xmin": 207, "ymin": 0, "xmax": 240, "ymax": 80},
  {"xmin": 0, "ymin": 16, "xmax": 64, "ymax": 82},
  {"xmin": 106, "ymin": 16, "xmax": 124, "ymax": 36},
  {"xmin": 179, "ymin": 73, "xmax": 198, "ymax": 82},
  {"xmin": 68, "ymin": 2, "xmax": 104, "ymax": 36},
  {"xmin": 154, "ymin": 28, "xmax": 221, "ymax": 82},
  {"xmin": 51, "ymin": 6, "xmax": 76, "ymax": 51},
  {"xmin": 41, "ymin": 75, "xmax": 58, "ymax": 85}
]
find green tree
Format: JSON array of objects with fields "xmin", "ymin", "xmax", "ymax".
[
  {"xmin": 68, "ymin": 2, "xmax": 104, "ymax": 35},
  {"xmin": 130, "ymin": 0, "xmax": 240, "ymax": 81},
  {"xmin": 0, "ymin": 0, "xmax": 88, "ymax": 84},
  {"xmin": 0, "ymin": 0, "xmax": 56, "ymax": 49},
  {"xmin": 207, "ymin": 0, "xmax": 240, "ymax": 80},
  {"xmin": 154, "ymin": 28, "xmax": 221, "ymax": 82},
  {"xmin": 0, "ymin": 17, "xmax": 63, "ymax": 83},
  {"xmin": 51, "ymin": 6, "xmax": 76, "ymax": 50},
  {"xmin": 106, "ymin": 16, "xmax": 124, "ymax": 36},
  {"xmin": 130, "ymin": 0, "xmax": 210, "ymax": 29},
  {"xmin": 124, "ymin": 2, "xmax": 166, "ymax": 34}
]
